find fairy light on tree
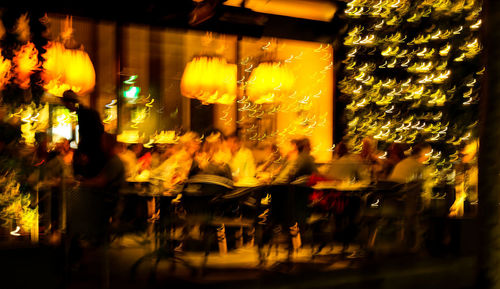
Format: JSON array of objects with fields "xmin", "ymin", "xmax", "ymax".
[{"xmin": 339, "ymin": 0, "xmax": 483, "ymax": 183}]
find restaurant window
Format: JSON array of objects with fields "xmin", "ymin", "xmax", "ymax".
[{"xmin": 43, "ymin": 15, "xmax": 333, "ymax": 162}]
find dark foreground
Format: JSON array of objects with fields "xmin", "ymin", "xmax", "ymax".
[{"xmin": 0, "ymin": 234, "xmax": 477, "ymax": 289}]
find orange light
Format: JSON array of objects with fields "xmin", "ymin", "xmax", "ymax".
[
  {"xmin": 181, "ymin": 56, "xmax": 237, "ymax": 105},
  {"xmin": 0, "ymin": 49, "xmax": 11, "ymax": 90},
  {"xmin": 13, "ymin": 42, "xmax": 40, "ymax": 89},
  {"xmin": 224, "ymin": 0, "xmax": 337, "ymax": 22},
  {"xmin": 41, "ymin": 41, "xmax": 96, "ymax": 96},
  {"xmin": 246, "ymin": 61, "xmax": 295, "ymax": 104}
]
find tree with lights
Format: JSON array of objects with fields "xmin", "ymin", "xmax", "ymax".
[{"xmin": 338, "ymin": 0, "xmax": 483, "ymax": 190}]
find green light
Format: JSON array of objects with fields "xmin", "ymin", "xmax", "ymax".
[
  {"xmin": 124, "ymin": 86, "xmax": 140, "ymax": 98},
  {"xmin": 124, "ymin": 75, "xmax": 138, "ymax": 85}
]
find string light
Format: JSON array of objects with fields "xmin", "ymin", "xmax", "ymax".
[{"xmin": 342, "ymin": 0, "xmax": 482, "ymax": 184}]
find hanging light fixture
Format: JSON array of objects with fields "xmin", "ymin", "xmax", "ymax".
[
  {"xmin": 41, "ymin": 16, "xmax": 95, "ymax": 97},
  {"xmin": 181, "ymin": 55, "xmax": 237, "ymax": 105},
  {"xmin": 41, "ymin": 41, "xmax": 95, "ymax": 97},
  {"xmin": 13, "ymin": 42, "xmax": 40, "ymax": 90},
  {"xmin": 246, "ymin": 61, "xmax": 294, "ymax": 104}
]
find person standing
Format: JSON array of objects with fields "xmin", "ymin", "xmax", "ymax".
[{"xmin": 61, "ymin": 89, "xmax": 105, "ymax": 178}]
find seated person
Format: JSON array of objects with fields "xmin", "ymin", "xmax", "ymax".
[
  {"xmin": 116, "ymin": 142, "xmax": 138, "ymax": 179},
  {"xmin": 152, "ymin": 131, "xmax": 201, "ymax": 190},
  {"xmin": 255, "ymin": 142, "xmax": 282, "ymax": 181},
  {"xmin": 377, "ymin": 142, "xmax": 408, "ymax": 180},
  {"xmin": 387, "ymin": 143, "xmax": 432, "ymax": 183},
  {"xmin": 192, "ymin": 131, "xmax": 232, "ymax": 180},
  {"xmin": 387, "ymin": 142, "xmax": 433, "ymax": 207},
  {"xmin": 225, "ymin": 133, "xmax": 257, "ymax": 185},
  {"xmin": 326, "ymin": 141, "xmax": 371, "ymax": 183},
  {"xmin": 273, "ymin": 137, "xmax": 317, "ymax": 185}
]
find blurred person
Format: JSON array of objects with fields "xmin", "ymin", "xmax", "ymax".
[
  {"xmin": 116, "ymin": 142, "xmax": 138, "ymax": 179},
  {"xmin": 69, "ymin": 132, "xmax": 125, "ymax": 247},
  {"xmin": 192, "ymin": 131, "xmax": 232, "ymax": 179},
  {"xmin": 152, "ymin": 131, "xmax": 202, "ymax": 190},
  {"xmin": 273, "ymin": 137, "xmax": 317, "ymax": 184},
  {"xmin": 449, "ymin": 139, "xmax": 478, "ymax": 217},
  {"xmin": 360, "ymin": 136, "xmax": 384, "ymax": 180},
  {"xmin": 57, "ymin": 138, "xmax": 74, "ymax": 170},
  {"xmin": 67, "ymin": 132, "xmax": 125, "ymax": 282},
  {"xmin": 377, "ymin": 143, "xmax": 408, "ymax": 180},
  {"xmin": 61, "ymin": 90, "xmax": 105, "ymax": 178},
  {"xmin": 42, "ymin": 139, "xmax": 66, "ymax": 243},
  {"xmin": 256, "ymin": 142, "xmax": 282, "ymax": 173},
  {"xmin": 326, "ymin": 141, "xmax": 371, "ymax": 183},
  {"xmin": 225, "ymin": 133, "xmax": 256, "ymax": 184},
  {"xmin": 387, "ymin": 143, "xmax": 433, "ymax": 253},
  {"xmin": 149, "ymin": 145, "xmax": 162, "ymax": 170},
  {"xmin": 388, "ymin": 142, "xmax": 432, "ymax": 184}
]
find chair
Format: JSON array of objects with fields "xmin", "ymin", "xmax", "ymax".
[
  {"xmin": 179, "ymin": 174, "xmax": 235, "ymax": 273},
  {"xmin": 254, "ymin": 183, "xmax": 313, "ymax": 265},
  {"xmin": 366, "ymin": 181, "xmax": 424, "ymax": 254}
]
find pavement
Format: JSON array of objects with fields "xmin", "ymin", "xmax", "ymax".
[{"xmin": 0, "ymin": 232, "xmax": 478, "ymax": 289}]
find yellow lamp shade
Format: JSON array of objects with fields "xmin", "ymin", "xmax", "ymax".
[
  {"xmin": 246, "ymin": 61, "xmax": 294, "ymax": 104},
  {"xmin": 181, "ymin": 56, "xmax": 237, "ymax": 105},
  {"xmin": 41, "ymin": 41, "xmax": 96, "ymax": 97}
]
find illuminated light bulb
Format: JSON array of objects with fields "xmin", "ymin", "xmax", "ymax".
[
  {"xmin": 374, "ymin": 20, "xmax": 385, "ymax": 29},
  {"xmin": 10, "ymin": 226, "xmax": 21, "ymax": 236},
  {"xmin": 463, "ymin": 98, "xmax": 473, "ymax": 106},
  {"xmin": 439, "ymin": 44, "xmax": 451, "ymax": 56},
  {"xmin": 453, "ymin": 26, "xmax": 463, "ymax": 34},
  {"xmin": 440, "ymin": 30, "xmax": 452, "ymax": 39},
  {"xmin": 382, "ymin": 78, "xmax": 396, "ymax": 87},
  {"xmin": 354, "ymin": 72, "xmax": 366, "ymax": 81},
  {"xmin": 407, "ymin": 13, "xmax": 420, "ymax": 23},
  {"xmin": 387, "ymin": 58, "xmax": 397, "ymax": 68},
  {"xmin": 360, "ymin": 34, "xmax": 376, "ymax": 45},
  {"xmin": 381, "ymin": 46, "xmax": 395, "ymax": 56},
  {"xmin": 402, "ymin": 78, "xmax": 412, "ymax": 86},
  {"xmin": 385, "ymin": 105, "xmax": 395, "ymax": 113},
  {"xmin": 387, "ymin": 15, "xmax": 401, "ymax": 26},
  {"xmin": 353, "ymin": 6, "xmax": 365, "ymax": 17},
  {"xmin": 396, "ymin": 49, "xmax": 408, "ymax": 58},
  {"xmin": 471, "ymin": 19, "xmax": 482, "ymax": 30},
  {"xmin": 466, "ymin": 79, "xmax": 477, "ymax": 87},
  {"xmin": 394, "ymin": 135, "xmax": 404, "ymax": 143},
  {"xmin": 346, "ymin": 61, "xmax": 357, "ymax": 70},
  {"xmin": 416, "ymin": 47, "xmax": 428, "ymax": 57},
  {"xmin": 424, "ymin": 48, "xmax": 436, "ymax": 58},
  {"xmin": 433, "ymin": 70, "xmax": 451, "ymax": 83},
  {"xmin": 435, "ymin": 61, "xmax": 448, "ymax": 70},
  {"xmin": 418, "ymin": 74, "xmax": 434, "ymax": 84},
  {"xmin": 431, "ymin": 30, "xmax": 442, "ymax": 39},
  {"xmin": 463, "ymin": 87, "xmax": 473, "ymax": 98}
]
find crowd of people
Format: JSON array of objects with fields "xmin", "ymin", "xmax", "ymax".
[{"xmin": 0, "ymin": 90, "xmax": 478, "ymax": 259}]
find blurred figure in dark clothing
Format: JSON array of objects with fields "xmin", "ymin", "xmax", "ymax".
[
  {"xmin": 61, "ymin": 89, "xmax": 104, "ymax": 178},
  {"xmin": 67, "ymin": 132, "xmax": 125, "ymax": 283},
  {"xmin": 71, "ymin": 133, "xmax": 125, "ymax": 244}
]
